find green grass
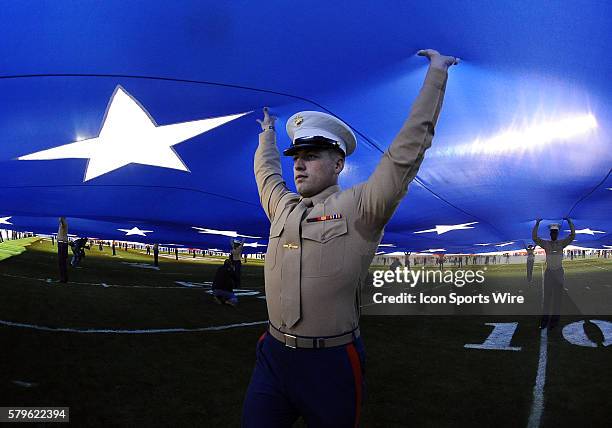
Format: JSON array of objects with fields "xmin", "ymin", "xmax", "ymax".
[
  {"xmin": 0, "ymin": 237, "xmax": 39, "ymax": 261},
  {"xmin": 0, "ymin": 240, "xmax": 610, "ymax": 427}
]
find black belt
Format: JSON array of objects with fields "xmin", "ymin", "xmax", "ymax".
[{"xmin": 268, "ymin": 323, "xmax": 359, "ymax": 349}]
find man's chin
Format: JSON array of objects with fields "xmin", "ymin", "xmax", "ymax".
[{"xmin": 296, "ymin": 184, "xmax": 314, "ymax": 198}]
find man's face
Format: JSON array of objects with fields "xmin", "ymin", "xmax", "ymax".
[
  {"xmin": 293, "ymin": 148, "xmax": 344, "ymax": 197},
  {"xmin": 550, "ymin": 229, "xmax": 559, "ymax": 241}
]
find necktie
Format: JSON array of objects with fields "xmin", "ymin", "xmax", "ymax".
[{"xmin": 281, "ymin": 197, "xmax": 312, "ymax": 328}]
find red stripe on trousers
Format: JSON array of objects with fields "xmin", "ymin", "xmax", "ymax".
[
  {"xmin": 258, "ymin": 331, "xmax": 267, "ymax": 342},
  {"xmin": 346, "ymin": 343, "xmax": 362, "ymax": 428}
]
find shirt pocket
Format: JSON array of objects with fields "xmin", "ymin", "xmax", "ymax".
[
  {"xmin": 267, "ymin": 205, "xmax": 293, "ymax": 270},
  {"xmin": 301, "ymin": 217, "xmax": 348, "ymax": 277},
  {"xmin": 266, "ymin": 220, "xmax": 285, "ymax": 270}
]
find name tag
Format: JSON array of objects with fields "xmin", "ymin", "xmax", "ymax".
[{"xmin": 306, "ymin": 213, "xmax": 342, "ymax": 223}]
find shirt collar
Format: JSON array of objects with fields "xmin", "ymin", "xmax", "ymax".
[{"xmin": 300, "ymin": 184, "xmax": 340, "ymax": 207}]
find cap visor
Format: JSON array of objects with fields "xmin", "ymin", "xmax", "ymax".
[{"xmin": 283, "ymin": 143, "xmax": 338, "ymax": 156}]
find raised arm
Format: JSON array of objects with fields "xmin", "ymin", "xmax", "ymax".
[
  {"xmin": 532, "ymin": 219, "xmax": 545, "ymax": 247},
  {"xmin": 254, "ymin": 108, "xmax": 296, "ymax": 221},
  {"xmin": 561, "ymin": 217, "xmax": 576, "ymax": 247},
  {"xmin": 358, "ymin": 50, "xmax": 457, "ymax": 227}
]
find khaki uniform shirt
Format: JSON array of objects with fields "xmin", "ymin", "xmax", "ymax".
[
  {"xmin": 231, "ymin": 243, "xmax": 243, "ymax": 261},
  {"xmin": 532, "ymin": 226, "xmax": 575, "ymax": 270},
  {"xmin": 57, "ymin": 218, "xmax": 68, "ymax": 242},
  {"xmin": 254, "ymin": 67, "xmax": 448, "ymax": 337}
]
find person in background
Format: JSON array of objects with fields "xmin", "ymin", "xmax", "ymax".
[
  {"xmin": 153, "ymin": 243, "xmax": 159, "ymax": 267},
  {"xmin": 532, "ymin": 217, "xmax": 576, "ymax": 329},
  {"xmin": 212, "ymin": 259, "xmax": 239, "ymax": 307},
  {"xmin": 438, "ymin": 254, "xmax": 445, "ymax": 270},
  {"xmin": 404, "ymin": 252, "xmax": 411, "ymax": 270},
  {"xmin": 70, "ymin": 237, "xmax": 89, "ymax": 267},
  {"xmin": 230, "ymin": 237, "xmax": 245, "ymax": 287},
  {"xmin": 57, "ymin": 217, "xmax": 69, "ymax": 283},
  {"xmin": 389, "ymin": 258, "xmax": 402, "ymax": 272},
  {"xmin": 525, "ymin": 243, "xmax": 536, "ymax": 284}
]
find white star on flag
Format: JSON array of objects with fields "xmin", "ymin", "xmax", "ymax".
[
  {"xmin": 603, "ymin": 245, "xmax": 612, "ymax": 249},
  {"xmin": 118, "ymin": 227, "xmax": 153, "ymax": 236},
  {"xmin": 243, "ymin": 242, "xmax": 267, "ymax": 248},
  {"xmin": 475, "ymin": 243, "xmax": 491, "ymax": 246},
  {"xmin": 414, "ymin": 222, "xmax": 478, "ymax": 235},
  {"xmin": 569, "ymin": 228, "xmax": 605, "ymax": 235},
  {"xmin": 0, "ymin": 216, "xmax": 12, "ymax": 225},
  {"xmin": 495, "ymin": 241, "xmax": 515, "ymax": 247},
  {"xmin": 192, "ymin": 227, "xmax": 260, "ymax": 239},
  {"xmin": 18, "ymin": 85, "xmax": 250, "ymax": 181},
  {"xmin": 424, "ymin": 248, "xmax": 446, "ymax": 252},
  {"xmin": 377, "ymin": 243, "xmax": 396, "ymax": 247}
]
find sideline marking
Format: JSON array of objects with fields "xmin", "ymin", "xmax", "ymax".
[
  {"xmin": 0, "ymin": 319, "xmax": 267, "ymax": 334},
  {"xmin": 1, "ymin": 273, "xmax": 263, "ymax": 298},
  {"xmin": 578, "ymin": 260, "xmax": 609, "ymax": 271},
  {"xmin": 527, "ymin": 264, "xmax": 548, "ymax": 428},
  {"xmin": 175, "ymin": 281, "xmax": 211, "ymax": 288},
  {"xmin": 12, "ymin": 380, "xmax": 38, "ymax": 388},
  {"xmin": 122, "ymin": 262, "xmax": 160, "ymax": 270}
]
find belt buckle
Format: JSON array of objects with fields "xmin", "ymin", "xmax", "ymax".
[{"xmin": 284, "ymin": 334, "xmax": 298, "ymax": 349}]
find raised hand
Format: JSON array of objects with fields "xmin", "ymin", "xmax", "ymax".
[
  {"xmin": 256, "ymin": 107, "xmax": 277, "ymax": 131},
  {"xmin": 417, "ymin": 49, "xmax": 460, "ymax": 70}
]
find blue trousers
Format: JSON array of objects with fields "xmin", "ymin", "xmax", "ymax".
[
  {"xmin": 543, "ymin": 267, "xmax": 564, "ymax": 324},
  {"xmin": 213, "ymin": 289, "xmax": 238, "ymax": 304},
  {"xmin": 526, "ymin": 259, "xmax": 534, "ymax": 282},
  {"xmin": 242, "ymin": 331, "xmax": 366, "ymax": 427}
]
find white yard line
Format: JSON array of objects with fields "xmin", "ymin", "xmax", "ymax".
[
  {"xmin": 0, "ymin": 273, "xmax": 206, "ymax": 289},
  {"xmin": 0, "ymin": 319, "xmax": 267, "ymax": 334},
  {"xmin": 527, "ymin": 264, "xmax": 548, "ymax": 428},
  {"xmin": 527, "ymin": 328, "xmax": 548, "ymax": 428},
  {"xmin": 578, "ymin": 260, "xmax": 609, "ymax": 271}
]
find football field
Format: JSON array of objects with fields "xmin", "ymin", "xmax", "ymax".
[{"xmin": 0, "ymin": 239, "xmax": 610, "ymax": 427}]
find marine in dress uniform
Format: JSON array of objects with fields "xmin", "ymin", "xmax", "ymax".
[
  {"xmin": 57, "ymin": 217, "xmax": 69, "ymax": 283},
  {"xmin": 243, "ymin": 50, "xmax": 457, "ymax": 427},
  {"xmin": 212, "ymin": 258, "xmax": 240, "ymax": 306},
  {"xmin": 153, "ymin": 243, "xmax": 159, "ymax": 267},
  {"xmin": 230, "ymin": 238, "xmax": 245, "ymax": 287},
  {"xmin": 525, "ymin": 244, "xmax": 536, "ymax": 284},
  {"xmin": 532, "ymin": 218, "xmax": 576, "ymax": 329}
]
